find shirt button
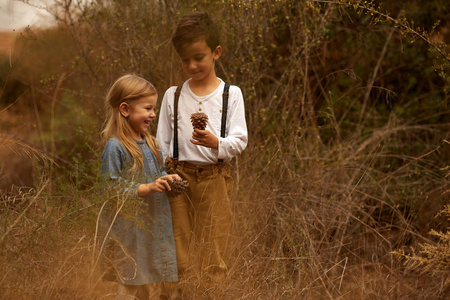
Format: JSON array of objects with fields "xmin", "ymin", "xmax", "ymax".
[
  {"xmin": 199, "ymin": 108, "xmax": 202, "ymax": 111},
  {"xmin": 199, "ymin": 102, "xmax": 202, "ymax": 105}
]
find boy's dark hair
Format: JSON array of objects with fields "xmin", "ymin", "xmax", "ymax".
[{"xmin": 172, "ymin": 11, "xmax": 220, "ymax": 53}]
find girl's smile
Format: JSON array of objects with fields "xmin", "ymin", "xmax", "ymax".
[{"xmin": 120, "ymin": 95, "xmax": 158, "ymax": 140}]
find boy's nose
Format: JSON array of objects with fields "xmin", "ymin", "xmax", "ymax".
[{"xmin": 188, "ymin": 61, "xmax": 196, "ymax": 70}]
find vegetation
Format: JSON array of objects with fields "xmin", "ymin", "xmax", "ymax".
[{"xmin": 1, "ymin": 0, "xmax": 450, "ymax": 299}]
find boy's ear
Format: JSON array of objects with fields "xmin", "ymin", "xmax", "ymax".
[
  {"xmin": 212, "ymin": 45, "xmax": 222, "ymax": 61},
  {"xmin": 119, "ymin": 102, "xmax": 130, "ymax": 117}
]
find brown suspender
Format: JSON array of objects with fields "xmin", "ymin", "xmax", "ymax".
[
  {"xmin": 172, "ymin": 85, "xmax": 182, "ymax": 165},
  {"xmin": 172, "ymin": 83, "xmax": 230, "ymax": 165},
  {"xmin": 218, "ymin": 83, "xmax": 230, "ymax": 163}
]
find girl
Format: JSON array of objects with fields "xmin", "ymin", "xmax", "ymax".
[{"xmin": 100, "ymin": 74, "xmax": 179, "ymax": 299}]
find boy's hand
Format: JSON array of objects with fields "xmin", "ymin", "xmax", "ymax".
[{"xmin": 191, "ymin": 128, "xmax": 218, "ymax": 149}]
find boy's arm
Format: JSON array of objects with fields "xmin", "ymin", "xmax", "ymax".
[
  {"xmin": 156, "ymin": 89, "xmax": 174, "ymax": 160},
  {"xmin": 216, "ymin": 86, "xmax": 248, "ymax": 159}
]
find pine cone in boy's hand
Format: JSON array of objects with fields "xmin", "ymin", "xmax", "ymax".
[
  {"xmin": 166, "ymin": 179, "xmax": 189, "ymax": 198},
  {"xmin": 190, "ymin": 112, "xmax": 209, "ymax": 130}
]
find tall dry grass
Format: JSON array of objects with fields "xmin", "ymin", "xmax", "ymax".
[{"xmin": 1, "ymin": 0, "xmax": 450, "ymax": 299}]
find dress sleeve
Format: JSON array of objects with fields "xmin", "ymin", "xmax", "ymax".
[
  {"xmin": 101, "ymin": 139, "xmax": 140, "ymax": 198},
  {"xmin": 216, "ymin": 86, "xmax": 248, "ymax": 159}
]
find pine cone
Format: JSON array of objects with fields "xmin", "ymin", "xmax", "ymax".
[
  {"xmin": 166, "ymin": 179, "xmax": 189, "ymax": 198},
  {"xmin": 190, "ymin": 112, "xmax": 209, "ymax": 130}
]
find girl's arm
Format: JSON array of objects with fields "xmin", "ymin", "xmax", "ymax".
[
  {"xmin": 101, "ymin": 138, "xmax": 141, "ymax": 197},
  {"xmin": 103, "ymin": 139, "xmax": 181, "ymax": 197}
]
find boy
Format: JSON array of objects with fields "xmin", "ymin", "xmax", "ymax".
[{"xmin": 157, "ymin": 11, "xmax": 248, "ymax": 291}]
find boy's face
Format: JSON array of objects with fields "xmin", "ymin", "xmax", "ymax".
[{"xmin": 179, "ymin": 39, "xmax": 221, "ymax": 83}]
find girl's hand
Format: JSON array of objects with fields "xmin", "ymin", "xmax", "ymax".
[
  {"xmin": 161, "ymin": 174, "xmax": 182, "ymax": 182},
  {"xmin": 190, "ymin": 128, "xmax": 219, "ymax": 149},
  {"xmin": 147, "ymin": 178, "xmax": 171, "ymax": 193},
  {"xmin": 137, "ymin": 174, "xmax": 182, "ymax": 196}
]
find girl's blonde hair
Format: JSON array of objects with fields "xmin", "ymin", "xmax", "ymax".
[{"xmin": 102, "ymin": 74, "xmax": 163, "ymax": 171}]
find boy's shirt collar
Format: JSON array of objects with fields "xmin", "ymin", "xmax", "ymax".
[{"xmin": 184, "ymin": 78, "xmax": 225, "ymax": 102}]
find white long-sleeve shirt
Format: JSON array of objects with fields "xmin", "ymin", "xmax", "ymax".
[{"xmin": 156, "ymin": 79, "xmax": 248, "ymax": 165}]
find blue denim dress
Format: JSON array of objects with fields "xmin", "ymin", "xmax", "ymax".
[{"xmin": 100, "ymin": 137, "xmax": 177, "ymax": 285}]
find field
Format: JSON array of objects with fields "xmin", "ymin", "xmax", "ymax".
[{"xmin": 1, "ymin": 1, "xmax": 450, "ymax": 299}]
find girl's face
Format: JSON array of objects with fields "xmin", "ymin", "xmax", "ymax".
[{"xmin": 120, "ymin": 95, "xmax": 158, "ymax": 140}]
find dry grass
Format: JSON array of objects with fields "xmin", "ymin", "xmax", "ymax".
[{"xmin": 1, "ymin": 127, "xmax": 447, "ymax": 299}]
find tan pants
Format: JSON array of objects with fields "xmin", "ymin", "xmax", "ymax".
[{"xmin": 168, "ymin": 161, "xmax": 233, "ymax": 282}]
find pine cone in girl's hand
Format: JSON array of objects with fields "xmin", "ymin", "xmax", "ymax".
[
  {"xmin": 166, "ymin": 179, "xmax": 189, "ymax": 197},
  {"xmin": 190, "ymin": 113, "xmax": 209, "ymax": 130}
]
